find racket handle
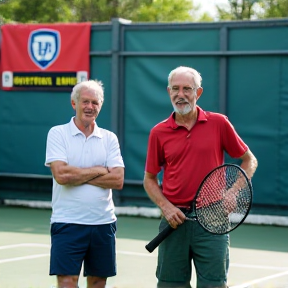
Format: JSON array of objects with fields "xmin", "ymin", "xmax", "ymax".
[{"xmin": 145, "ymin": 224, "xmax": 175, "ymax": 253}]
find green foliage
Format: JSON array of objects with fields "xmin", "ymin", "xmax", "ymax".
[
  {"xmin": 257, "ymin": 0, "xmax": 288, "ymax": 18},
  {"xmin": 0, "ymin": 0, "xmax": 18, "ymax": 23},
  {"xmin": 216, "ymin": 0, "xmax": 261, "ymax": 20},
  {"xmin": 0, "ymin": 0, "xmax": 199, "ymax": 23},
  {"xmin": 0, "ymin": 0, "xmax": 73, "ymax": 23},
  {"xmin": 70, "ymin": 0, "xmax": 118, "ymax": 22},
  {"xmin": 127, "ymin": 0, "xmax": 196, "ymax": 22},
  {"xmin": 216, "ymin": 0, "xmax": 288, "ymax": 20},
  {"xmin": 0, "ymin": 0, "xmax": 288, "ymax": 23},
  {"xmin": 197, "ymin": 12, "xmax": 214, "ymax": 22},
  {"xmin": 69, "ymin": 0, "xmax": 197, "ymax": 23}
]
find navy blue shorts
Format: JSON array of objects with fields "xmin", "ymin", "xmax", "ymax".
[{"xmin": 50, "ymin": 222, "xmax": 117, "ymax": 277}]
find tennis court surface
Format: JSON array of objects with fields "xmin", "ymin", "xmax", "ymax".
[{"xmin": 0, "ymin": 206, "xmax": 287, "ymax": 288}]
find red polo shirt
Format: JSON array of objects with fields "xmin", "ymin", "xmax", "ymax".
[{"xmin": 145, "ymin": 106, "xmax": 248, "ymax": 206}]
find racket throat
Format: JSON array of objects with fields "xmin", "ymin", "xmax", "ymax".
[{"xmin": 185, "ymin": 216, "xmax": 197, "ymax": 221}]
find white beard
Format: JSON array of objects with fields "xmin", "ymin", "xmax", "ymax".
[{"xmin": 173, "ymin": 103, "xmax": 192, "ymax": 115}]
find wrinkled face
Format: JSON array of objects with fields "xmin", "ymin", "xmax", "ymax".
[
  {"xmin": 168, "ymin": 72, "xmax": 200, "ymax": 115},
  {"xmin": 71, "ymin": 87, "xmax": 103, "ymax": 125}
]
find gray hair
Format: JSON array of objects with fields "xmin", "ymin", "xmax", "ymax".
[
  {"xmin": 168, "ymin": 66, "xmax": 202, "ymax": 88},
  {"xmin": 71, "ymin": 80, "xmax": 104, "ymax": 103}
]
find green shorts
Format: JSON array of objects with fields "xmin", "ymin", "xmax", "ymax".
[{"xmin": 156, "ymin": 213, "xmax": 230, "ymax": 288}]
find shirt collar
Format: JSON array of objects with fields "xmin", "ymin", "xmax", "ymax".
[
  {"xmin": 69, "ymin": 117, "xmax": 103, "ymax": 138},
  {"xmin": 166, "ymin": 106, "xmax": 208, "ymax": 129}
]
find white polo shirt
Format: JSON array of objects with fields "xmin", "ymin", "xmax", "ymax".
[{"xmin": 45, "ymin": 117, "xmax": 125, "ymax": 225}]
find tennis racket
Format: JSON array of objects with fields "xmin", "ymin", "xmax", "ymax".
[{"xmin": 145, "ymin": 164, "xmax": 253, "ymax": 253}]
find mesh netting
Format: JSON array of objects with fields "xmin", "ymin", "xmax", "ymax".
[{"xmin": 195, "ymin": 165, "xmax": 252, "ymax": 234}]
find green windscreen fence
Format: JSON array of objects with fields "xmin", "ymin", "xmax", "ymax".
[{"xmin": 0, "ymin": 19, "xmax": 288, "ymax": 216}]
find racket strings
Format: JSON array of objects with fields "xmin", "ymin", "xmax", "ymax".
[{"xmin": 196, "ymin": 166, "xmax": 252, "ymax": 234}]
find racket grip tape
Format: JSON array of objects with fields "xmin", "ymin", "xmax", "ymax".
[{"xmin": 145, "ymin": 224, "xmax": 175, "ymax": 253}]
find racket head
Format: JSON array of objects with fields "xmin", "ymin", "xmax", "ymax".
[{"xmin": 193, "ymin": 164, "xmax": 253, "ymax": 234}]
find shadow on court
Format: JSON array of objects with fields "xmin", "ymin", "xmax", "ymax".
[{"xmin": 0, "ymin": 206, "xmax": 287, "ymax": 288}]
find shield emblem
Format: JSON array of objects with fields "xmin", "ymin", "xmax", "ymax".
[{"xmin": 28, "ymin": 29, "xmax": 61, "ymax": 70}]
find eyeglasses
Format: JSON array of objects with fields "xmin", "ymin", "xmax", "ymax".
[{"xmin": 170, "ymin": 86, "xmax": 197, "ymax": 94}]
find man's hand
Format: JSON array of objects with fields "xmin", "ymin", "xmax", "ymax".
[{"xmin": 161, "ymin": 204, "xmax": 186, "ymax": 229}]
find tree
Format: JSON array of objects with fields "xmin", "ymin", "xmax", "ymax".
[
  {"xmin": 69, "ymin": 0, "xmax": 119, "ymax": 23},
  {"xmin": 127, "ymin": 0, "xmax": 197, "ymax": 22},
  {"xmin": 197, "ymin": 12, "xmax": 214, "ymax": 22},
  {"xmin": 0, "ymin": 0, "xmax": 73, "ymax": 23},
  {"xmin": 70, "ymin": 0, "xmax": 198, "ymax": 23},
  {"xmin": 215, "ymin": 0, "xmax": 288, "ymax": 20},
  {"xmin": 216, "ymin": 0, "xmax": 261, "ymax": 20},
  {"xmin": 0, "ymin": 0, "xmax": 200, "ymax": 23},
  {"xmin": 257, "ymin": 0, "xmax": 288, "ymax": 18},
  {"xmin": 0, "ymin": 0, "xmax": 18, "ymax": 23}
]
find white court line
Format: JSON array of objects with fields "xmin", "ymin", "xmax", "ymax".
[
  {"xmin": 0, "ymin": 244, "xmax": 154, "ymax": 257},
  {"xmin": 0, "ymin": 253, "xmax": 50, "ymax": 264},
  {"xmin": 231, "ymin": 263, "xmax": 288, "ymax": 271},
  {"xmin": 0, "ymin": 243, "xmax": 50, "ymax": 249},
  {"xmin": 230, "ymin": 270, "xmax": 288, "ymax": 288},
  {"xmin": 0, "ymin": 243, "xmax": 287, "ymax": 273},
  {"xmin": 117, "ymin": 250, "xmax": 156, "ymax": 257},
  {"xmin": 0, "ymin": 243, "xmax": 50, "ymax": 264}
]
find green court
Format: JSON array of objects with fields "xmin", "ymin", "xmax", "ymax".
[{"xmin": 0, "ymin": 206, "xmax": 287, "ymax": 288}]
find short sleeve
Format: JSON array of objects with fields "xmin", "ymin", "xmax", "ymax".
[
  {"xmin": 105, "ymin": 132, "xmax": 125, "ymax": 168},
  {"xmin": 45, "ymin": 126, "xmax": 68, "ymax": 166},
  {"xmin": 145, "ymin": 128, "xmax": 163, "ymax": 175},
  {"xmin": 222, "ymin": 117, "xmax": 248, "ymax": 158}
]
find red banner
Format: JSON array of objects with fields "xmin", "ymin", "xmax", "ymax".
[{"xmin": 1, "ymin": 23, "xmax": 91, "ymax": 90}]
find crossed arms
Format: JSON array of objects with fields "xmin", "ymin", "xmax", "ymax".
[{"xmin": 50, "ymin": 161, "xmax": 124, "ymax": 190}]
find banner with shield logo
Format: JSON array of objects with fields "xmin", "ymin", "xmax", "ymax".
[{"xmin": 0, "ymin": 23, "xmax": 91, "ymax": 91}]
